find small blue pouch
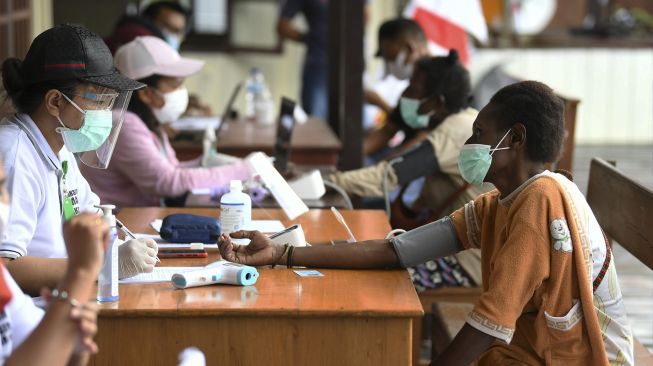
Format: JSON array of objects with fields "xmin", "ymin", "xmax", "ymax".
[{"xmin": 160, "ymin": 214, "xmax": 221, "ymax": 243}]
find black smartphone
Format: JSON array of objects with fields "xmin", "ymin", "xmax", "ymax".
[{"xmin": 273, "ymin": 97, "xmax": 296, "ymax": 174}]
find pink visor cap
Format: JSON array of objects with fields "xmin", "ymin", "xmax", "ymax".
[{"xmin": 114, "ymin": 36, "xmax": 204, "ymax": 80}]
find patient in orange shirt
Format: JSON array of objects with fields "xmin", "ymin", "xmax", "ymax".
[{"xmin": 218, "ymin": 80, "xmax": 634, "ymax": 365}]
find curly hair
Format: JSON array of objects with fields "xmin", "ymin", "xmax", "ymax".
[
  {"xmin": 488, "ymin": 80, "xmax": 565, "ymax": 163},
  {"xmin": 416, "ymin": 49, "xmax": 471, "ymax": 112}
]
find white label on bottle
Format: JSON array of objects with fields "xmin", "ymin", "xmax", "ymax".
[{"xmin": 221, "ymin": 203, "xmax": 245, "ymax": 234}]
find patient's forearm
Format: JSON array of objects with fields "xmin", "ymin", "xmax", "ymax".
[
  {"xmin": 364, "ymin": 123, "xmax": 398, "ymax": 156},
  {"xmin": 289, "ymin": 240, "xmax": 400, "ymax": 269},
  {"xmin": 3, "ymin": 257, "xmax": 67, "ymax": 296}
]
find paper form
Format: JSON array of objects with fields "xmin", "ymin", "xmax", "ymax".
[{"xmin": 119, "ymin": 267, "xmax": 199, "ymax": 284}]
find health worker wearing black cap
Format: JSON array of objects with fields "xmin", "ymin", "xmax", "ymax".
[{"xmin": 0, "ymin": 24, "xmax": 160, "ymax": 296}]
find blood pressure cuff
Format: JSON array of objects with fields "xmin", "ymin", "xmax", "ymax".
[
  {"xmin": 328, "ymin": 140, "xmax": 440, "ymax": 198},
  {"xmin": 390, "ymin": 216, "xmax": 462, "ymax": 267},
  {"xmin": 393, "ymin": 140, "xmax": 440, "ymax": 186},
  {"xmin": 160, "ymin": 214, "xmax": 221, "ymax": 243}
]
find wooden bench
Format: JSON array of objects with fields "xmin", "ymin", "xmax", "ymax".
[
  {"xmin": 587, "ymin": 157, "xmax": 653, "ymax": 364},
  {"xmin": 428, "ymin": 158, "xmax": 653, "ymax": 364}
]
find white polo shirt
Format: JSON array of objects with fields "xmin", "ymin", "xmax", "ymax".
[
  {"xmin": 0, "ymin": 114, "xmax": 99, "ymax": 259},
  {"xmin": 0, "ymin": 266, "xmax": 43, "ymax": 363}
]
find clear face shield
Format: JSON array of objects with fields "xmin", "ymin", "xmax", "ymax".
[{"xmin": 71, "ymin": 85, "xmax": 133, "ymax": 169}]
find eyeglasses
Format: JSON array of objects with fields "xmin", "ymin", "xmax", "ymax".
[{"xmin": 71, "ymin": 92, "xmax": 119, "ymax": 110}]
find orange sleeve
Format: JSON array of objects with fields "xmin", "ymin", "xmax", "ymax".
[{"xmin": 449, "ymin": 190, "xmax": 497, "ymax": 250}]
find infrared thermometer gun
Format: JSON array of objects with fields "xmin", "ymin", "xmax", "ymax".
[{"xmin": 171, "ymin": 261, "xmax": 259, "ymax": 289}]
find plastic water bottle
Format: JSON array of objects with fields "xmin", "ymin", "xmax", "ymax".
[
  {"xmin": 245, "ymin": 67, "xmax": 274, "ymax": 125},
  {"xmin": 220, "ymin": 180, "xmax": 252, "ymax": 236},
  {"xmin": 96, "ymin": 204, "xmax": 119, "ymax": 302},
  {"xmin": 245, "ymin": 67, "xmax": 263, "ymax": 120},
  {"xmin": 201, "ymin": 125, "xmax": 216, "ymax": 166}
]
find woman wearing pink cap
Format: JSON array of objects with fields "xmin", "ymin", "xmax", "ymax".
[{"xmin": 80, "ymin": 36, "xmax": 251, "ymax": 208}]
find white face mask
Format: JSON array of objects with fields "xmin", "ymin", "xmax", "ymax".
[
  {"xmin": 386, "ymin": 49, "xmax": 414, "ymax": 80},
  {"xmin": 151, "ymin": 87, "xmax": 189, "ymax": 124},
  {"xmin": 162, "ymin": 29, "xmax": 182, "ymax": 51},
  {"xmin": 0, "ymin": 202, "xmax": 9, "ymax": 238}
]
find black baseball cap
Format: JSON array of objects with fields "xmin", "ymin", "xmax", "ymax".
[{"xmin": 21, "ymin": 23, "xmax": 144, "ymax": 91}]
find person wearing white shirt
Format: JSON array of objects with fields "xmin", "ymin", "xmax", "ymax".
[
  {"xmin": 0, "ymin": 156, "xmax": 104, "ymax": 366},
  {"xmin": 0, "ymin": 24, "xmax": 158, "ymax": 295}
]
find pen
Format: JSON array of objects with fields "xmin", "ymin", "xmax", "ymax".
[
  {"xmin": 115, "ymin": 218, "xmax": 160, "ymax": 263},
  {"xmin": 115, "ymin": 218, "xmax": 136, "ymax": 239}
]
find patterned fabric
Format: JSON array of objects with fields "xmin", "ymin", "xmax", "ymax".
[{"xmin": 408, "ymin": 255, "xmax": 476, "ymax": 292}]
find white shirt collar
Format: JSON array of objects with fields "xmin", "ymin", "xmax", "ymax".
[{"xmin": 10, "ymin": 113, "xmax": 62, "ymax": 171}]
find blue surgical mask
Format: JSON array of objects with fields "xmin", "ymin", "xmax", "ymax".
[
  {"xmin": 56, "ymin": 93, "xmax": 113, "ymax": 153},
  {"xmin": 400, "ymin": 97, "xmax": 434, "ymax": 129},
  {"xmin": 457, "ymin": 129, "xmax": 512, "ymax": 185},
  {"xmin": 162, "ymin": 29, "xmax": 181, "ymax": 51}
]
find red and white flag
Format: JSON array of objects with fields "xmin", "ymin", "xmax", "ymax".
[{"xmin": 404, "ymin": 0, "xmax": 488, "ymax": 65}]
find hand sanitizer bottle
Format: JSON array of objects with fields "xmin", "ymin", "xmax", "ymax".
[
  {"xmin": 220, "ymin": 180, "xmax": 252, "ymax": 235},
  {"xmin": 96, "ymin": 204, "xmax": 119, "ymax": 302}
]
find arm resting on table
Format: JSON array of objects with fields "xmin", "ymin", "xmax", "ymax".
[
  {"xmin": 291, "ymin": 217, "xmax": 461, "ymax": 269},
  {"xmin": 3, "ymin": 257, "xmax": 67, "ymax": 296}
]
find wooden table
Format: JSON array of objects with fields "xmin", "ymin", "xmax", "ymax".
[
  {"xmin": 91, "ymin": 208, "xmax": 423, "ymax": 366},
  {"xmin": 172, "ymin": 117, "xmax": 342, "ymax": 165}
]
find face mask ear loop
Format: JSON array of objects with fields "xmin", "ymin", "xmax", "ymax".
[
  {"xmin": 55, "ymin": 116, "xmax": 68, "ymax": 131},
  {"xmin": 418, "ymin": 95, "xmax": 437, "ymax": 118},
  {"xmin": 490, "ymin": 129, "xmax": 512, "ymax": 156}
]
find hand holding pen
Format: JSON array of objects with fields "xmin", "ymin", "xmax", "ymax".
[{"xmin": 116, "ymin": 218, "xmax": 160, "ymax": 263}]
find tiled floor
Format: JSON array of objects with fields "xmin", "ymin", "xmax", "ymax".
[{"xmin": 572, "ymin": 144, "xmax": 653, "ymax": 352}]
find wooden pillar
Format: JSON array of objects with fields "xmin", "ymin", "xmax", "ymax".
[{"xmin": 328, "ymin": 0, "xmax": 363, "ymax": 171}]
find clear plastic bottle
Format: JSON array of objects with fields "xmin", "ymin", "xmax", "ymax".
[
  {"xmin": 96, "ymin": 204, "xmax": 119, "ymax": 302},
  {"xmin": 245, "ymin": 67, "xmax": 274, "ymax": 124},
  {"xmin": 201, "ymin": 125, "xmax": 217, "ymax": 166},
  {"xmin": 220, "ymin": 180, "xmax": 252, "ymax": 236},
  {"xmin": 245, "ymin": 67, "xmax": 262, "ymax": 120}
]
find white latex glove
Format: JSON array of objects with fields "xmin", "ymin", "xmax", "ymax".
[
  {"xmin": 202, "ymin": 152, "xmax": 242, "ymax": 167},
  {"xmin": 118, "ymin": 238, "xmax": 158, "ymax": 279}
]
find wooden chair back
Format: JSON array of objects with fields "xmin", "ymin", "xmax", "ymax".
[
  {"xmin": 554, "ymin": 96, "xmax": 580, "ymax": 172},
  {"xmin": 586, "ymin": 157, "xmax": 653, "ymax": 270}
]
